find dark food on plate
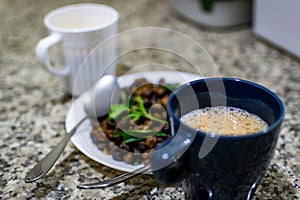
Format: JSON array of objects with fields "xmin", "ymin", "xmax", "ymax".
[{"xmin": 90, "ymin": 78, "xmax": 179, "ymax": 165}]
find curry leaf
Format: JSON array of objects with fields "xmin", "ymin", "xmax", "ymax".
[
  {"xmin": 133, "ymin": 96, "xmax": 168, "ymax": 124},
  {"xmin": 113, "ymin": 129, "xmax": 131, "ymax": 141},
  {"xmin": 123, "ymin": 137, "xmax": 144, "ymax": 144},
  {"xmin": 154, "ymin": 132, "xmax": 168, "ymax": 137},
  {"xmin": 108, "ymin": 104, "xmax": 128, "ymax": 120}
]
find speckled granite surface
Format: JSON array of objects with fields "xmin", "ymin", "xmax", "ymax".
[{"xmin": 0, "ymin": 0, "xmax": 299, "ymax": 199}]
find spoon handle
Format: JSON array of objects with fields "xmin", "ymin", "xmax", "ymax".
[
  {"xmin": 77, "ymin": 164, "xmax": 151, "ymax": 189},
  {"xmin": 24, "ymin": 116, "xmax": 89, "ymax": 183}
]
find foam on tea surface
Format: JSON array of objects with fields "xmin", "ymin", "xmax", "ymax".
[{"xmin": 180, "ymin": 106, "xmax": 268, "ymax": 136}]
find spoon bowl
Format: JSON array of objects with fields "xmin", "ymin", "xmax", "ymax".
[{"xmin": 84, "ymin": 74, "xmax": 121, "ymax": 117}]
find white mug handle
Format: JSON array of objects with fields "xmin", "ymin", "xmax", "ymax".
[{"xmin": 35, "ymin": 33, "xmax": 70, "ymax": 76}]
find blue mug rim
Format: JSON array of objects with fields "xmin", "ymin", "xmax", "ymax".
[{"xmin": 167, "ymin": 77, "xmax": 285, "ymax": 140}]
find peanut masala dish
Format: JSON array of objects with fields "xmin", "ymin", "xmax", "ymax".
[{"xmin": 90, "ymin": 78, "xmax": 179, "ymax": 165}]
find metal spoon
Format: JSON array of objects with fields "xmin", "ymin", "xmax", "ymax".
[
  {"xmin": 77, "ymin": 126, "xmax": 193, "ymax": 189},
  {"xmin": 24, "ymin": 75, "xmax": 120, "ymax": 183}
]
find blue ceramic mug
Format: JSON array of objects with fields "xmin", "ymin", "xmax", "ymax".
[{"xmin": 151, "ymin": 78, "xmax": 284, "ymax": 200}]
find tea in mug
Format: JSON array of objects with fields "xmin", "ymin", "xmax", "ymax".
[{"xmin": 180, "ymin": 106, "xmax": 268, "ymax": 136}]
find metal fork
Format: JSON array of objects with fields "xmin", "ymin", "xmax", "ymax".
[
  {"xmin": 24, "ymin": 117, "xmax": 89, "ymax": 183},
  {"xmin": 77, "ymin": 164, "xmax": 151, "ymax": 189}
]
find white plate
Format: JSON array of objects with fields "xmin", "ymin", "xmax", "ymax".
[{"xmin": 65, "ymin": 71, "xmax": 201, "ymax": 172}]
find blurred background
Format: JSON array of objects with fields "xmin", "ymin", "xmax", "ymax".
[{"xmin": 0, "ymin": 0, "xmax": 299, "ymax": 199}]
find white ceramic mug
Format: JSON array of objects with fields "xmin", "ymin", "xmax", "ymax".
[{"xmin": 36, "ymin": 3, "xmax": 119, "ymax": 95}]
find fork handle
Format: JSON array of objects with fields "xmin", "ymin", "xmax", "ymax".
[
  {"xmin": 25, "ymin": 116, "xmax": 88, "ymax": 183},
  {"xmin": 77, "ymin": 164, "xmax": 151, "ymax": 189}
]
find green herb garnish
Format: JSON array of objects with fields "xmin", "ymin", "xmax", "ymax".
[
  {"xmin": 108, "ymin": 95, "xmax": 168, "ymax": 125},
  {"xmin": 105, "ymin": 81, "xmax": 180, "ymax": 146},
  {"xmin": 122, "ymin": 131, "xmax": 168, "ymax": 144}
]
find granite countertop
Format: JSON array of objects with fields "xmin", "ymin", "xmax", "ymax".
[{"xmin": 0, "ymin": 0, "xmax": 299, "ymax": 199}]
